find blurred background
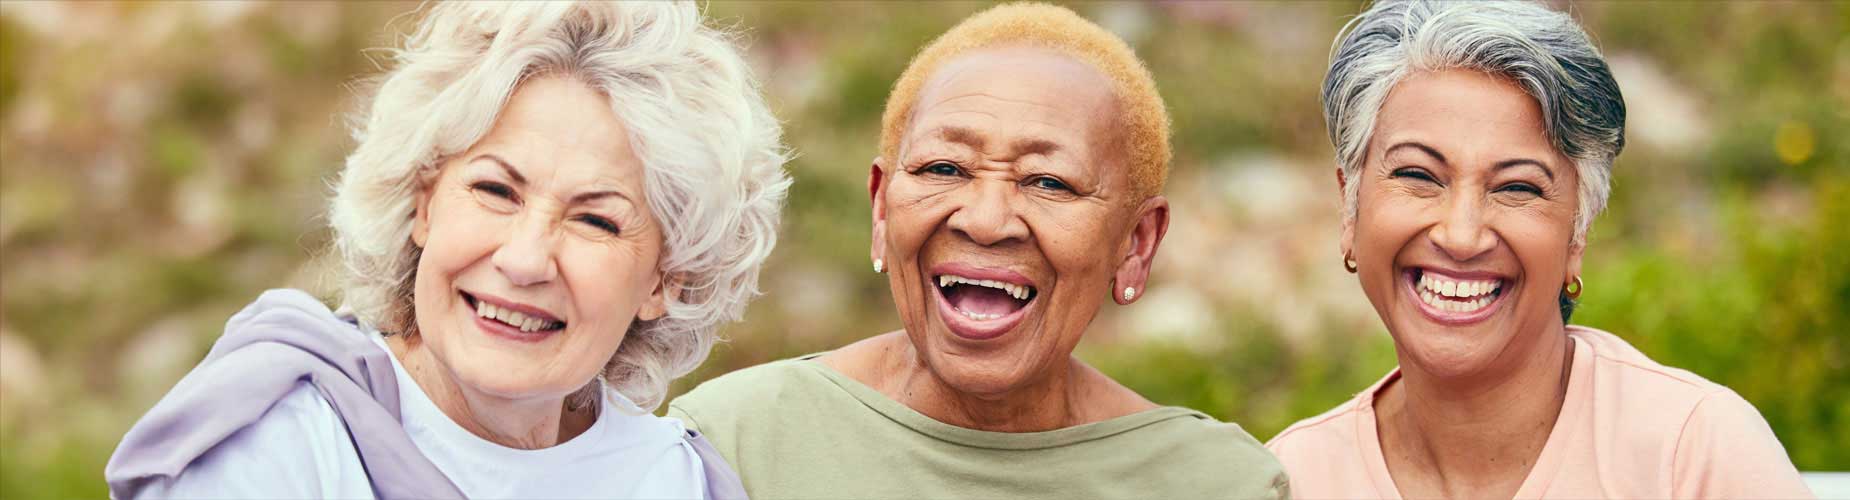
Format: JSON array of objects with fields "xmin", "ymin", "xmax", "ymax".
[{"xmin": 1, "ymin": 1, "xmax": 1845, "ymax": 496}]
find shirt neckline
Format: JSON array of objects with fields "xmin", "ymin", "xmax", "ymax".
[
  {"xmin": 795, "ymin": 354, "xmax": 1213, "ymax": 451},
  {"xmin": 1354, "ymin": 335, "xmax": 1593, "ymax": 498},
  {"xmin": 366, "ymin": 335, "xmax": 642, "ymax": 461}
]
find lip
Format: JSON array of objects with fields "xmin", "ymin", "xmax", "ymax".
[
  {"xmin": 928, "ymin": 262, "xmax": 1037, "ymax": 341},
  {"xmin": 1401, "ymin": 266, "xmax": 1508, "ymax": 326},
  {"xmin": 462, "ymin": 290, "xmax": 565, "ymax": 343}
]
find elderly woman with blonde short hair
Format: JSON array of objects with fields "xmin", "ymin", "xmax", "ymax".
[
  {"xmin": 668, "ymin": 4, "xmax": 1286, "ymax": 499},
  {"xmin": 106, "ymin": 2, "xmax": 788, "ymax": 498},
  {"xmin": 1265, "ymin": 1, "xmax": 1810, "ymax": 498}
]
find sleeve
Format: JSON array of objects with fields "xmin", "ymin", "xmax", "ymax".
[
  {"xmin": 131, "ymin": 383, "xmax": 376, "ymax": 500},
  {"xmin": 1670, "ymin": 389, "xmax": 1814, "ymax": 499}
]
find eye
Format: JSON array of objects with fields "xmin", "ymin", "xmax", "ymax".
[
  {"xmin": 471, "ymin": 181, "xmax": 516, "ymax": 199},
  {"xmin": 1390, "ymin": 167, "xmax": 1438, "ymax": 184},
  {"xmin": 469, "ymin": 181, "xmax": 520, "ymax": 211},
  {"xmin": 574, "ymin": 214, "xmax": 622, "ymax": 235},
  {"xmin": 1026, "ymin": 176, "xmax": 1073, "ymax": 193},
  {"xmin": 1496, "ymin": 182, "xmax": 1543, "ymax": 196},
  {"xmin": 918, "ymin": 161, "xmax": 963, "ymax": 177}
]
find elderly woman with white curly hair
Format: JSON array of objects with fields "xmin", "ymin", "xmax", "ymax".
[
  {"xmin": 1265, "ymin": 1, "xmax": 1810, "ymax": 498},
  {"xmin": 104, "ymin": 2, "xmax": 787, "ymax": 498}
]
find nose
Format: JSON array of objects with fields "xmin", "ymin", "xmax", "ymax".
[
  {"xmin": 491, "ymin": 212, "xmax": 560, "ymax": 287},
  {"xmin": 946, "ymin": 180, "xmax": 1029, "ymax": 246},
  {"xmin": 1428, "ymin": 193, "xmax": 1497, "ymax": 262}
]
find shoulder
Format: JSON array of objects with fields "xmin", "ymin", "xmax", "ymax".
[
  {"xmin": 1262, "ymin": 387, "xmax": 1380, "ymax": 499},
  {"xmin": 1571, "ymin": 326, "xmax": 1725, "ymax": 392},
  {"xmin": 137, "ymin": 382, "xmax": 371, "ymax": 499},
  {"xmin": 1266, "ymin": 391, "xmax": 1367, "ymax": 461},
  {"xmin": 1149, "ymin": 410, "xmax": 1280, "ymax": 464},
  {"xmin": 1569, "ymin": 326, "xmax": 1749, "ymax": 435},
  {"xmin": 1569, "ymin": 327, "xmax": 1809, "ymax": 496},
  {"xmin": 227, "ymin": 289, "xmax": 348, "ymax": 332},
  {"xmin": 671, "ymin": 356, "xmax": 831, "ymax": 417},
  {"xmin": 1134, "ymin": 410, "xmax": 1289, "ymax": 498},
  {"xmin": 1667, "ymin": 389, "xmax": 1811, "ymax": 497},
  {"xmin": 207, "ymin": 382, "xmax": 358, "ymax": 469}
]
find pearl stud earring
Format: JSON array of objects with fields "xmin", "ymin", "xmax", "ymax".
[{"xmin": 1123, "ymin": 287, "xmax": 1136, "ymax": 301}]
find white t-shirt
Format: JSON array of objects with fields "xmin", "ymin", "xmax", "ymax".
[{"xmin": 140, "ymin": 336, "xmax": 706, "ymax": 499}]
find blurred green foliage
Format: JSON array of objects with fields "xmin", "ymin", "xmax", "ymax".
[{"xmin": 1, "ymin": 2, "xmax": 1844, "ymax": 497}]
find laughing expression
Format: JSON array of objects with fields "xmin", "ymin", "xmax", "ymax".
[
  {"xmin": 1345, "ymin": 69, "xmax": 1583, "ymax": 379},
  {"xmin": 409, "ymin": 75, "xmax": 668, "ymax": 402},
  {"xmin": 871, "ymin": 47, "xmax": 1147, "ymax": 397}
]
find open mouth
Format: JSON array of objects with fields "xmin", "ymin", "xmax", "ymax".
[
  {"xmin": 462, "ymin": 292, "xmax": 566, "ymax": 333},
  {"xmin": 1409, "ymin": 268, "xmax": 1505, "ymax": 318},
  {"xmin": 935, "ymin": 274, "xmax": 1036, "ymax": 321}
]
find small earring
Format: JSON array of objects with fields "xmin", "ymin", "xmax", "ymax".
[
  {"xmin": 1123, "ymin": 287, "xmax": 1137, "ymax": 301},
  {"xmin": 1564, "ymin": 275, "xmax": 1583, "ymax": 299},
  {"xmin": 873, "ymin": 258, "xmax": 884, "ymax": 273},
  {"xmin": 1343, "ymin": 252, "xmax": 1358, "ymax": 273}
]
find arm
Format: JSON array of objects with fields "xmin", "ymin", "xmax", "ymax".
[
  {"xmin": 1670, "ymin": 389, "xmax": 1814, "ymax": 499},
  {"xmin": 131, "ymin": 383, "xmax": 374, "ymax": 500}
]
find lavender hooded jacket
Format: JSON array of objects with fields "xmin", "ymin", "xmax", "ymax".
[{"xmin": 104, "ymin": 289, "xmax": 746, "ymax": 499}]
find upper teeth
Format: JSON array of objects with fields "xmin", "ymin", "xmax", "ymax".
[
  {"xmin": 477, "ymin": 301, "xmax": 559, "ymax": 332},
  {"xmin": 938, "ymin": 274, "xmax": 1031, "ymax": 300},
  {"xmin": 1418, "ymin": 273, "xmax": 1501, "ymax": 299}
]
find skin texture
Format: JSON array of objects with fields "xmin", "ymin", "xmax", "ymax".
[
  {"xmin": 822, "ymin": 47, "xmax": 1168, "ymax": 433},
  {"xmin": 391, "ymin": 74, "xmax": 669, "ymax": 450},
  {"xmin": 1338, "ymin": 69, "xmax": 1584, "ymax": 498}
]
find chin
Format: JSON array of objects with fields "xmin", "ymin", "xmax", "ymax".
[
  {"xmin": 1389, "ymin": 323, "xmax": 1511, "ymax": 379},
  {"xmin": 916, "ymin": 332, "xmax": 1043, "ymax": 396},
  {"xmin": 450, "ymin": 351, "xmax": 588, "ymax": 402}
]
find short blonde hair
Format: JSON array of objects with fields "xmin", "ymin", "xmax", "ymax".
[
  {"xmin": 328, "ymin": 1, "xmax": 790, "ymax": 411},
  {"xmin": 879, "ymin": 2, "xmax": 1171, "ymax": 198}
]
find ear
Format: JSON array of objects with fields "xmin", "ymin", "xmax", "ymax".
[
  {"xmin": 1566, "ymin": 238, "xmax": 1585, "ymax": 289},
  {"xmin": 412, "ymin": 174, "xmax": 436, "ymax": 248},
  {"xmin": 1113, "ymin": 196, "xmax": 1170, "ymax": 305},
  {"xmin": 1335, "ymin": 167, "xmax": 1354, "ymax": 261},
  {"xmin": 868, "ymin": 156, "xmax": 889, "ymax": 268},
  {"xmin": 637, "ymin": 272, "xmax": 677, "ymax": 322}
]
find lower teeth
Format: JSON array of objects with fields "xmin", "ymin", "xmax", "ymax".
[{"xmin": 959, "ymin": 309, "xmax": 1000, "ymax": 321}]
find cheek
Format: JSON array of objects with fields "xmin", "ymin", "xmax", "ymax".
[
  {"xmin": 1497, "ymin": 210, "xmax": 1576, "ymax": 282},
  {"xmin": 884, "ymin": 191, "xmax": 954, "ymax": 256},
  {"xmin": 559, "ymin": 242, "xmax": 657, "ymax": 317},
  {"xmin": 1033, "ymin": 214, "xmax": 1114, "ymax": 279},
  {"xmin": 1352, "ymin": 192, "xmax": 1427, "ymax": 258},
  {"xmin": 416, "ymin": 198, "xmax": 503, "ymax": 291}
]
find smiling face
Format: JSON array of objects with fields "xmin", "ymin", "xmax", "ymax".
[
  {"xmin": 409, "ymin": 74, "xmax": 667, "ymax": 403},
  {"xmin": 871, "ymin": 46, "xmax": 1162, "ymax": 397},
  {"xmin": 1344, "ymin": 69, "xmax": 1582, "ymax": 380}
]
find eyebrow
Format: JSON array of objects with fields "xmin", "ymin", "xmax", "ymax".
[
  {"xmin": 472, "ymin": 154, "xmax": 635, "ymax": 205},
  {"xmin": 1383, "ymin": 141, "xmax": 1554, "ymax": 181},
  {"xmin": 935, "ymin": 126, "xmax": 986, "ymax": 150},
  {"xmin": 932, "ymin": 126, "xmax": 1061, "ymax": 157},
  {"xmin": 1493, "ymin": 158, "xmax": 1555, "ymax": 181}
]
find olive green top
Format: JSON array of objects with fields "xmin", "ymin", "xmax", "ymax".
[{"xmin": 668, "ymin": 354, "xmax": 1289, "ymax": 499}]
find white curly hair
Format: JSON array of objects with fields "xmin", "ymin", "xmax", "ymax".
[{"xmin": 327, "ymin": 1, "xmax": 790, "ymax": 411}]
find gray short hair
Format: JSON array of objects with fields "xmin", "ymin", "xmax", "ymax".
[
  {"xmin": 1324, "ymin": 0, "xmax": 1626, "ymax": 248},
  {"xmin": 327, "ymin": 1, "xmax": 790, "ymax": 411}
]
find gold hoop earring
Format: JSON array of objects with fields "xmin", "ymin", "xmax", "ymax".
[
  {"xmin": 1343, "ymin": 252, "xmax": 1358, "ymax": 274},
  {"xmin": 1564, "ymin": 275, "xmax": 1583, "ymax": 299}
]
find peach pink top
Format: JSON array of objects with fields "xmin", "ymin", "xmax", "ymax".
[{"xmin": 1266, "ymin": 326, "xmax": 1812, "ymax": 499}]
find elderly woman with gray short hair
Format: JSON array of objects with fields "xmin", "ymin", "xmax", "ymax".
[
  {"xmin": 105, "ymin": 2, "xmax": 787, "ymax": 498},
  {"xmin": 1264, "ymin": 1, "xmax": 1811, "ymax": 498}
]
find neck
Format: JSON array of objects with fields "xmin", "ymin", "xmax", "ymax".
[
  {"xmin": 882, "ymin": 334, "xmax": 1091, "ymax": 433},
  {"xmin": 385, "ymin": 335, "xmax": 582, "ymax": 449},
  {"xmin": 1377, "ymin": 325, "xmax": 1575, "ymax": 497}
]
